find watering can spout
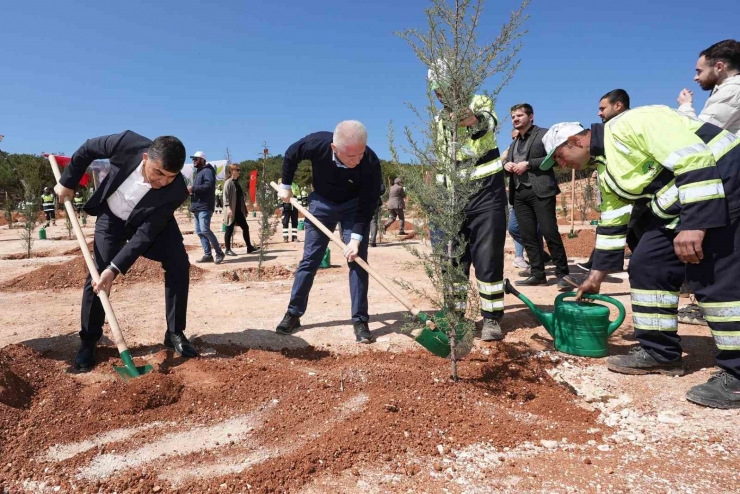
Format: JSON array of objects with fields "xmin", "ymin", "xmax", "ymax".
[{"xmin": 503, "ymin": 279, "xmax": 555, "ymax": 336}]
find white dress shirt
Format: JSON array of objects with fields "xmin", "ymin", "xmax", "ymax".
[{"xmin": 106, "ymin": 161, "xmax": 152, "ymax": 221}]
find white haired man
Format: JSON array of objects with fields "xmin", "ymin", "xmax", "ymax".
[{"xmin": 275, "ymin": 121, "xmax": 383, "ymax": 344}]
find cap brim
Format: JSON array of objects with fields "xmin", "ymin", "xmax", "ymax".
[{"xmin": 540, "ymin": 149, "xmax": 557, "ymax": 171}]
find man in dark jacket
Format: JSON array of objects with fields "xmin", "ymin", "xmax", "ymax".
[
  {"xmin": 383, "ymin": 177, "xmax": 407, "ymax": 235},
  {"xmin": 54, "ymin": 131, "xmax": 197, "ymax": 372},
  {"xmin": 505, "ymin": 103, "xmax": 574, "ymax": 291},
  {"xmin": 189, "ymin": 151, "xmax": 224, "ymax": 264},
  {"xmin": 275, "ymin": 121, "xmax": 383, "ymax": 344}
]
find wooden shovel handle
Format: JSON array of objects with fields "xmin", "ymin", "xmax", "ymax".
[
  {"xmin": 269, "ymin": 182, "xmax": 420, "ymax": 316},
  {"xmin": 49, "ymin": 155, "xmax": 130, "ymax": 354}
]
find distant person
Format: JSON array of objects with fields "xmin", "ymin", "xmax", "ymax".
[
  {"xmin": 282, "ymin": 182, "xmax": 300, "ymax": 242},
  {"xmin": 41, "ymin": 187, "xmax": 56, "ymax": 227},
  {"xmin": 54, "ymin": 131, "xmax": 196, "ymax": 372},
  {"xmin": 677, "ymin": 39, "xmax": 740, "ymax": 134},
  {"xmin": 368, "ymin": 182, "xmax": 386, "ymax": 247},
  {"xmin": 222, "ymin": 164, "xmax": 259, "ymax": 256},
  {"xmin": 275, "ymin": 121, "xmax": 382, "ymax": 344},
  {"xmin": 215, "ymin": 182, "xmax": 223, "ymax": 215},
  {"xmin": 189, "ymin": 151, "xmax": 224, "ymax": 264},
  {"xmin": 505, "ymin": 104, "xmax": 574, "ymax": 291},
  {"xmin": 383, "ymin": 177, "xmax": 407, "ymax": 235},
  {"xmin": 73, "ymin": 191, "xmax": 85, "ymax": 220}
]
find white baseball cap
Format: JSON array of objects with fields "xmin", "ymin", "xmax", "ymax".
[
  {"xmin": 190, "ymin": 151, "xmax": 206, "ymax": 161},
  {"xmin": 541, "ymin": 122, "xmax": 585, "ymax": 170}
]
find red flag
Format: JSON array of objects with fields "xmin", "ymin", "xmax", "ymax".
[
  {"xmin": 249, "ymin": 170, "xmax": 258, "ymax": 204},
  {"xmin": 44, "ymin": 154, "xmax": 90, "ymax": 187}
]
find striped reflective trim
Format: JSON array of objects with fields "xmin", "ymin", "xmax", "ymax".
[
  {"xmin": 633, "ymin": 314, "xmax": 678, "ymax": 331},
  {"xmin": 712, "ymin": 331, "xmax": 740, "ymax": 350},
  {"xmin": 654, "ymin": 183, "xmax": 678, "ymax": 212},
  {"xmin": 631, "ymin": 289, "xmax": 679, "ymax": 308},
  {"xmin": 602, "ymin": 171, "xmax": 652, "ymax": 201},
  {"xmin": 700, "ymin": 303, "xmax": 740, "ymax": 322},
  {"xmin": 481, "ymin": 299, "xmax": 505, "ymax": 312},
  {"xmin": 710, "ymin": 132, "xmax": 738, "ymax": 161},
  {"xmin": 469, "ymin": 158, "xmax": 503, "ymax": 179},
  {"xmin": 663, "ymin": 143, "xmax": 710, "ymax": 170},
  {"xmin": 595, "ymin": 234, "xmax": 627, "ymax": 250},
  {"xmin": 612, "ymin": 137, "xmax": 631, "ymax": 155},
  {"xmin": 600, "ymin": 204, "xmax": 633, "ymax": 221},
  {"xmin": 665, "ymin": 217, "xmax": 680, "ymax": 230},
  {"xmin": 477, "ymin": 280, "xmax": 503, "ymax": 295},
  {"xmin": 678, "ymin": 180, "xmax": 725, "ymax": 204}
]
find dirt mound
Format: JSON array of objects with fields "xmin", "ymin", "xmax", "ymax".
[
  {"xmin": 0, "ymin": 256, "xmax": 206, "ymax": 292},
  {"xmin": 0, "ymin": 342, "xmax": 598, "ymax": 493},
  {"xmin": 0, "ymin": 251, "xmax": 54, "ymax": 260},
  {"xmin": 559, "ymin": 229, "xmax": 596, "ymax": 258},
  {"xmin": 0, "ymin": 361, "xmax": 34, "ymax": 409},
  {"xmin": 100, "ymin": 372, "xmax": 184, "ymax": 415},
  {"xmin": 222, "ymin": 265, "xmax": 294, "ymax": 282},
  {"xmin": 60, "ymin": 240, "xmax": 94, "ymax": 256}
]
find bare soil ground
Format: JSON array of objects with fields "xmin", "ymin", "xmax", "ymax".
[{"xmin": 0, "ymin": 212, "xmax": 738, "ymax": 493}]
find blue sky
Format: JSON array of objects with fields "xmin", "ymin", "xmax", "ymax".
[{"xmin": 0, "ymin": 0, "xmax": 736, "ymax": 162}]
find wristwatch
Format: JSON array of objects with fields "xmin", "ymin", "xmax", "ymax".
[{"xmin": 107, "ymin": 263, "xmax": 121, "ymax": 277}]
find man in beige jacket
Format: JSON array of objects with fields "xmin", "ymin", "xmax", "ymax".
[{"xmin": 678, "ymin": 39, "xmax": 740, "ymax": 134}]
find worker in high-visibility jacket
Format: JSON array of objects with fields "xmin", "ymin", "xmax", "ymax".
[
  {"xmin": 282, "ymin": 181, "xmax": 300, "ymax": 242},
  {"xmin": 41, "ymin": 187, "xmax": 56, "ymax": 227},
  {"xmin": 428, "ymin": 63, "xmax": 507, "ymax": 342},
  {"xmin": 540, "ymin": 105, "xmax": 740, "ymax": 409},
  {"xmin": 73, "ymin": 191, "xmax": 85, "ymax": 220}
]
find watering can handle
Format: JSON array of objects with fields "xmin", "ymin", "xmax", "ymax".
[{"xmin": 556, "ymin": 292, "xmax": 627, "ymax": 335}]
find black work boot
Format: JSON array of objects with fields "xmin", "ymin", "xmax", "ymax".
[
  {"xmin": 606, "ymin": 347, "xmax": 684, "ymax": 376},
  {"xmin": 276, "ymin": 312, "xmax": 301, "ymax": 335},
  {"xmin": 74, "ymin": 339, "xmax": 98, "ymax": 373},
  {"xmin": 164, "ymin": 331, "xmax": 199, "ymax": 358},
  {"xmin": 481, "ymin": 318, "xmax": 503, "ymax": 342},
  {"xmin": 686, "ymin": 371, "xmax": 740, "ymax": 409},
  {"xmin": 353, "ymin": 321, "xmax": 375, "ymax": 344},
  {"xmin": 515, "ymin": 276, "xmax": 547, "ymax": 286}
]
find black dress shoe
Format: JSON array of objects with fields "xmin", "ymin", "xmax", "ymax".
[
  {"xmin": 247, "ymin": 246, "xmax": 260, "ymax": 253},
  {"xmin": 74, "ymin": 340, "xmax": 98, "ymax": 373},
  {"xmin": 225, "ymin": 249, "xmax": 238, "ymax": 256},
  {"xmin": 353, "ymin": 321, "xmax": 376, "ymax": 344},
  {"xmin": 196, "ymin": 254, "xmax": 214, "ymax": 263},
  {"xmin": 276, "ymin": 312, "xmax": 301, "ymax": 335},
  {"xmin": 515, "ymin": 276, "xmax": 547, "ymax": 286},
  {"xmin": 164, "ymin": 331, "xmax": 199, "ymax": 358}
]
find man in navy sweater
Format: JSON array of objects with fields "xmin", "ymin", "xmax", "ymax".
[{"xmin": 276, "ymin": 121, "xmax": 383, "ymax": 343}]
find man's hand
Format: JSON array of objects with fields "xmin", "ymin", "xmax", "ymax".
[
  {"xmin": 343, "ymin": 238, "xmax": 361, "ymax": 262},
  {"xmin": 92, "ymin": 268, "xmax": 117, "ymax": 297},
  {"xmin": 449, "ymin": 108, "xmax": 478, "ymax": 127},
  {"xmin": 278, "ymin": 187, "xmax": 293, "ymax": 203},
  {"xmin": 511, "ymin": 162, "xmax": 529, "ymax": 175},
  {"xmin": 226, "ymin": 206, "xmax": 232, "ymax": 219},
  {"xmin": 187, "ymin": 185, "xmax": 193, "ymax": 195},
  {"xmin": 677, "ymin": 88, "xmax": 693, "ymax": 106},
  {"xmin": 674, "ymin": 229, "xmax": 705, "ymax": 264},
  {"xmin": 576, "ymin": 270, "xmax": 607, "ymax": 300},
  {"xmin": 504, "ymin": 161, "xmax": 517, "ymax": 173},
  {"xmin": 54, "ymin": 183, "xmax": 74, "ymax": 204}
]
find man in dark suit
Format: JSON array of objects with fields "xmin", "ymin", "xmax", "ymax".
[
  {"xmin": 505, "ymin": 104, "xmax": 574, "ymax": 291},
  {"xmin": 54, "ymin": 131, "xmax": 197, "ymax": 372}
]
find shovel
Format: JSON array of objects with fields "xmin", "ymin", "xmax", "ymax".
[
  {"xmin": 269, "ymin": 182, "xmax": 472, "ymax": 359},
  {"xmin": 49, "ymin": 155, "xmax": 153, "ymax": 379}
]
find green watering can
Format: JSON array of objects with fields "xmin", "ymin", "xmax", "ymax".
[{"xmin": 504, "ymin": 279, "xmax": 625, "ymax": 357}]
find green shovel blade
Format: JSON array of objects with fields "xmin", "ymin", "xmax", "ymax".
[{"xmin": 114, "ymin": 350, "xmax": 154, "ymax": 380}]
